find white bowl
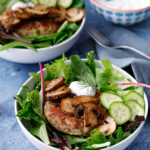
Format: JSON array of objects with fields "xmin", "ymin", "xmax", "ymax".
[
  {"xmin": 15, "ymin": 59, "xmax": 148, "ymax": 150},
  {"xmin": 0, "ymin": 18, "xmax": 85, "ymax": 64}
]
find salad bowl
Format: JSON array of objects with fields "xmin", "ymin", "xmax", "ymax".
[
  {"xmin": 14, "ymin": 57, "xmax": 148, "ymax": 150},
  {"xmin": 0, "ymin": 0, "xmax": 85, "ymax": 63},
  {"xmin": 0, "ymin": 18, "xmax": 85, "ymax": 64}
]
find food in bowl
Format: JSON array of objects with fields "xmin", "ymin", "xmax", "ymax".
[
  {"xmin": 0, "ymin": 0, "xmax": 85, "ymax": 51},
  {"xmin": 98, "ymin": 0, "xmax": 150, "ymax": 10},
  {"xmin": 14, "ymin": 51, "xmax": 147, "ymax": 149}
]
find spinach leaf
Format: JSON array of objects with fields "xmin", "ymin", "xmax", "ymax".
[
  {"xmin": 70, "ymin": 55, "xmax": 96, "ymax": 87},
  {"xmin": 85, "ymin": 51, "xmax": 96, "ymax": 77}
]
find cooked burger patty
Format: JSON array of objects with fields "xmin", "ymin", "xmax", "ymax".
[
  {"xmin": 13, "ymin": 19, "xmax": 59, "ymax": 36},
  {"xmin": 44, "ymin": 101, "xmax": 92, "ymax": 136}
]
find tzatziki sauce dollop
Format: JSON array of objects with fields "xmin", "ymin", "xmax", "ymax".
[
  {"xmin": 12, "ymin": 1, "xmax": 35, "ymax": 10},
  {"xmin": 69, "ymin": 81, "xmax": 96, "ymax": 97},
  {"xmin": 98, "ymin": 0, "xmax": 150, "ymax": 10}
]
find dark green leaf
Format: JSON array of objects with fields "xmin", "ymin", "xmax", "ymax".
[
  {"xmin": 85, "ymin": 51, "xmax": 96, "ymax": 77},
  {"xmin": 70, "ymin": 55, "xmax": 96, "ymax": 87}
]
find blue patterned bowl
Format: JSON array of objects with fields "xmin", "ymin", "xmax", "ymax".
[{"xmin": 90, "ymin": 0, "xmax": 150, "ymax": 25}]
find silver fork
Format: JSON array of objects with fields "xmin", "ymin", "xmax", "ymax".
[{"xmin": 87, "ymin": 25, "xmax": 150, "ymax": 60}]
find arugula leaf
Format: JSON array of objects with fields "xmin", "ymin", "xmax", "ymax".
[
  {"xmin": 28, "ymin": 121, "xmax": 50, "ymax": 145},
  {"xmin": 45, "ymin": 54, "xmax": 74, "ymax": 83},
  {"xmin": 85, "ymin": 51, "xmax": 96, "ymax": 77},
  {"xmin": 70, "ymin": 55, "xmax": 96, "ymax": 87}
]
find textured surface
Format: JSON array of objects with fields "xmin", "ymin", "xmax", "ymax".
[{"xmin": 0, "ymin": 0, "xmax": 150, "ymax": 150}]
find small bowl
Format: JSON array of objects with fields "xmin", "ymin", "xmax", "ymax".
[
  {"xmin": 15, "ymin": 59, "xmax": 148, "ymax": 150},
  {"xmin": 0, "ymin": 18, "xmax": 85, "ymax": 64},
  {"xmin": 90, "ymin": 0, "xmax": 150, "ymax": 25}
]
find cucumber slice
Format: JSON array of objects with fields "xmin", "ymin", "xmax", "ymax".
[
  {"xmin": 57, "ymin": 21, "xmax": 68, "ymax": 32},
  {"xmin": 135, "ymin": 87, "xmax": 144, "ymax": 96},
  {"xmin": 100, "ymin": 92, "xmax": 122, "ymax": 109},
  {"xmin": 126, "ymin": 100, "xmax": 145, "ymax": 121},
  {"xmin": 109, "ymin": 102, "xmax": 131, "ymax": 125},
  {"xmin": 124, "ymin": 91, "xmax": 145, "ymax": 107},
  {"xmin": 58, "ymin": 0, "xmax": 73, "ymax": 8},
  {"xmin": 39, "ymin": 0, "xmax": 57, "ymax": 6},
  {"xmin": 116, "ymin": 90, "xmax": 130, "ymax": 97}
]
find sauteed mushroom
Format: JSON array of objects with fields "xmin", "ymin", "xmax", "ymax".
[
  {"xmin": 66, "ymin": 8, "xmax": 84, "ymax": 22},
  {"xmin": 74, "ymin": 103, "xmax": 100, "ymax": 128},
  {"xmin": 98, "ymin": 116, "xmax": 116, "ymax": 136},
  {"xmin": 61, "ymin": 96, "xmax": 98, "ymax": 115},
  {"xmin": 45, "ymin": 86, "xmax": 71, "ymax": 100},
  {"xmin": 45, "ymin": 77, "xmax": 65, "ymax": 92},
  {"xmin": 0, "ymin": 10, "xmax": 20, "ymax": 31},
  {"xmin": 48, "ymin": 6, "xmax": 66, "ymax": 22},
  {"xmin": 14, "ymin": 8, "xmax": 31, "ymax": 19},
  {"xmin": 25, "ymin": 4, "xmax": 49, "ymax": 16}
]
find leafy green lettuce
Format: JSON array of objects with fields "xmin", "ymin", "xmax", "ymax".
[
  {"xmin": 14, "ymin": 88, "xmax": 50, "ymax": 145},
  {"xmin": 68, "ymin": 127, "xmax": 130, "ymax": 149},
  {"xmin": 45, "ymin": 54, "xmax": 74, "ymax": 84}
]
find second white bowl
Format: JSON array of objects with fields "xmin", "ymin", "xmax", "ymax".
[{"xmin": 0, "ymin": 18, "xmax": 85, "ymax": 64}]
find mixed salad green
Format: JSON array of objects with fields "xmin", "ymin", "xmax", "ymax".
[
  {"xmin": 0, "ymin": 0, "xmax": 84, "ymax": 51},
  {"xmin": 14, "ymin": 51, "xmax": 145, "ymax": 149}
]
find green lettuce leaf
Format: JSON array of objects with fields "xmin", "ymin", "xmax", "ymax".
[
  {"xmin": 45, "ymin": 54, "xmax": 74, "ymax": 83},
  {"xmin": 28, "ymin": 121, "xmax": 50, "ymax": 145},
  {"xmin": 70, "ymin": 55, "xmax": 96, "ymax": 87},
  {"xmin": 85, "ymin": 51, "xmax": 96, "ymax": 77}
]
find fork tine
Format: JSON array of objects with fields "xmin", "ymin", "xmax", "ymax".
[
  {"xmin": 87, "ymin": 27, "xmax": 107, "ymax": 47},
  {"xmin": 87, "ymin": 25, "xmax": 112, "ymax": 45}
]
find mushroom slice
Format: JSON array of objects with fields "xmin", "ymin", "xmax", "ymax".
[
  {"xmin": 14, "ymin": 8, "xmax": 31, "ymax": 19},
  {"xmin": 61, "ymin": 96, "xmax": 98, "ymax": 115},
  {"xmin": 98, "ymin": 116, "xmax": 116, "ymax": 136},
  {"xmin": 48, "ymin": 6, "xmax": 66, "ymax": 23},
  {"xmin": 25, "ymin": 4, "xmax": 49, "ymax": 16},
  {"xmin": 66, "ymin": 8, "xmax": 85, "ymax": 22},
  {"xmin": 74, "ymin": 103, "xmax": 100, "ymax": 128},
  {"xmin": 45, "ymin": 77, "xmax": 65, "ymax": 92},
  {"xmin": 0, "ymin": 10, "xmax": 20, "ymax": 31},
  {"xmin": 45, "ymin": 86, "xmax": 71, "ymax": 100}
]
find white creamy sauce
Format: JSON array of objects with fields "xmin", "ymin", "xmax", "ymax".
[
  {"xmin": 69, "ymin": 81, "xmax": 96, "ymax": 97},
  {"xmin": 98, "ymin": 0, "xmax": 150, "ymax": 10},
  {"xmin": 12, "ymin": 2, "xmax": 35, "ymax": 10}
]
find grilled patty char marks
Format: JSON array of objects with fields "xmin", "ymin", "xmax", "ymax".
[
  {"xmin": 45, "ymin": 86, "xmax": 71, "ymax": 100},
  {"xmin": 45, "ymin": 77, "xmax": 65, "ymax": 92},
  {"xmin": 44, "ymin": 101, "xmax": 92, "ymax": 136},
  {"xmin": 13, "ymin": 19, "xmax": 59, "ymax": 36}
]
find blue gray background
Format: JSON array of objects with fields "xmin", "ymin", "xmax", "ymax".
[{"xmin": 0, "ymin": 1, "xmax": 150, "ymax": 150}]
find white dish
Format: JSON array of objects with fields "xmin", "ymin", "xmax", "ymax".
[
  {"xmin": 14, "ymin": 59, "xmax": 148, "ymax": 150},
  {"xmin": 0, "ymin": 18, "xmax": 85, "ymax": 64}
]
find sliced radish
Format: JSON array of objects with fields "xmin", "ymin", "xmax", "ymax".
[{"xmin": 39, "ymin": 62, "xmax": 45, "ymax": 113}]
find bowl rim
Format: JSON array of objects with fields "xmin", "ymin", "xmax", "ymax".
[
  {"xmin": 0, "ymin": 17, "xmax": 85, "ymax": 52},
  {"xmin": 14, "ymin": 59, "xmax": 148, "ymax": 150},
  {"xmin": 91, "ymin": 0, "xmax": 150, "ymax": 13}
]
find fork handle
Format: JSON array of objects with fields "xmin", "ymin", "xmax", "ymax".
[{"xmin": 118, "ymin": 45, "xmax": 150, "ymax": 60}]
